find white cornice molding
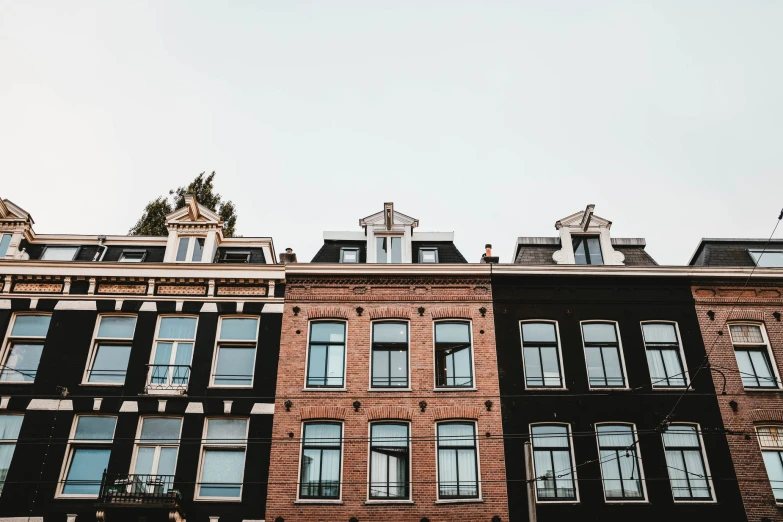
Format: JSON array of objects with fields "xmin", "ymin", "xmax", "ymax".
[
  {"xmin": 286, "ymin": 264, "xmax": 491, "ymax": 276},
  {"xmin": 491, "ymin": 264, "xmax": 783, "ymax": 279},
  {"xmin": 0, "ymin": 260, "xmax": 285, "ymax": 279}
]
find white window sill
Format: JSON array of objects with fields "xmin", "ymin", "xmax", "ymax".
[
  {"xmin": 55, "ymin": 494, "xmax": 99, "ymax": 500},
  {"xmin": 368, "ymin": 388, "xmax": 412, "ymax": 392},
  {"xmin": 650, "ymin": 386, "xmax": 690, "ymax": 391},
  {"xmin": 80, "ymin": 382, "xmax": 125, "ymax": 387},
  {"xmin": 0, "ymin": 381, "xmax": 33, "ymax": 385},
  {"xmin": 672, "ymin": 499, "xmax": 717, "ymax": 504},
  {"xmin": 294, "ymin": 499, "xmax": 343, "ymax": 505},
  {"xmin": 587, "ymin": 387, "xmax": 630, "ymax": 391},
  {"xmin": 525, "ymin": 387, "xmax": 569, "ymax": 391},
  {"xmin": 605, "ymin": 499, "xmax": 649, "ymax": 504},
  {"xmin": 208, "ymin": 385, "xmax": 254, "ymax": 390},
  {"xmin": 194, "ymin": 497, "xmax": 243, "ymax": 503},
  {"xmin": 301, "ymin": 388, "xmax": 347, "ymax": 392},
  {"xmin": 434, "ymin": 498, "xmax": 483, "ymax": 504},
  {"xmin": 535, "ymin": 500, "xmax": 580, "ymax": 504},
  {"xmin": 432, "ymin": 387, "xmax": 477, "ymax": 392},
  {"xmin": 365, "ymin": 500, "xmax": 414, "ymax": 505},
  {"xmin": 744, "ymin": 388, "xmax": 782, "ymax": 393}
]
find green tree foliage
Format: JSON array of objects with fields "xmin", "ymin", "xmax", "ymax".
[{"xmin": 129, "ymin": 172, "xmax": 238, "ymax": 237}]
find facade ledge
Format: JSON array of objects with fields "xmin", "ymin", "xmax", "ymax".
[
  {"xmin": 434, "ymin": 498, "xmax": 483, "ymax": 505},
  {"xmin": 364, "ymin": 500, "xmax": 414, "ymax": 505},
  {"xmin": 294, "ymin": 500, "xmax": 344, "ymax": 505}
]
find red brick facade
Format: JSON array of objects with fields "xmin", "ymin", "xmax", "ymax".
[
  {"xmin": 266, "ymin": 273, "xmax": 508, "ymax": 522},
  {"xmin": 693, "ymin": 282, "xmax": 783, "ymax": 521}
]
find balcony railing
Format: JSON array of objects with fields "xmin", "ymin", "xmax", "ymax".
[
  {"xmin": 145, "ymin": 364, "xmax": 191, "ymax": 393},
  {"xmin": 97, "ymin": 473, "xmax": 181, "ymax": 508}
]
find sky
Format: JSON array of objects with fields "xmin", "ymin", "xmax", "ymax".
[{"xmin": 1, "ymin": 1, "xmax": 782, "ymax": 265}]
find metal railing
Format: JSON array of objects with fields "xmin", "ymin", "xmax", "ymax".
[
  {"xmin": 98, "ymin": 472, "xmax": 180, "ymax": 506},
  {"xmin": 145, "ymin": 364, "xmax": 191, "ymax": 391}
]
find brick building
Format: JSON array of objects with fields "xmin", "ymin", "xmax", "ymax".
[
  {"xmin": 690, "ymin": 238, "xmax": 783, "ymax": 521},
  {"xmin": 265, "ymin": 204, "xmax": 508, "ymax": 522}
]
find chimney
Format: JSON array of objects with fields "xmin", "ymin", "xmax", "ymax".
[
  {"xmin": 481, "ymin": 244, "xmax": 499, "ymax": 263},
  {"xmin": 279, "ymin": 248, "xmax": 297, "ymax": 264}
]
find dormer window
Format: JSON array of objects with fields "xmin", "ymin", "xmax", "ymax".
[
  {"xmin": 222, "ymin": 251, "xmax": 250, "ymax": 263},
  {"xmin": 118, "ymin": 250, "xmax": 146, "ymax": 262},
  {"xmin": 340, "ymin": 248, "xmax": 359, "ymax": 263},
  {"xmin": 377, "ymin": 237, "xmax": 402, "ymax": 263},
  {"xmin": 572, "ymin": 236, "xmax": 603, "ymax": 265},
  {"xmin": 175, "ymin": 237, "xmax": 205, "ymax": 263},
  {"xmin": 419, "ymin": 248, "xmax": 439, "ymax": 263},
  {"xmin": 40, "ymin": 246, "xmax": 79, "ymax": 261},
  {"xmin": 749, "ymin": 250, "xmax": 783, "ymax": 267},
  {"xmin": 0, "ymin": 234, "xmax": 11, "ymax": 258}
]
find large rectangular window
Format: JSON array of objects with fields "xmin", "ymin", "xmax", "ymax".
[
  {"xmin": 306, "ymin": 322, "xmax": 346, "ymax": 388},
  {"xmin": 0, "ymin": 415, "xmax": 23, "ymax": 495},
  {"xmin": 757, "ymin": 426, "xmax": 783, "ymax": 503},
  {"xmin": 582, "ymin": 322, "xmax": 626, "ymax": 388},
  {"xmin": 530, "ymin": 424, "xmax": 577, "ymax": 501},
  {"xmin": 211, "ymin": 317, "xmax": 259, "ymax": 387},
  {"xmin": 0, "ymin": 234, "xmax": 11, "ymax": 258},
  {"xmin": 437, "ymin": 422, "xmax": 478, "ymax": 499},
  {"xmin": 369, "ymin": 423, "xmax": 409, "ymax": 499},
  {"xmin": 299, "ymin": 422, "xmax": 342, "ymax": 499},
  {"xmin": 197, "ymin": 418, "xmax": 248, "ymax": 499},
  {"xmin": 131, "ymin": 417, "xmax": 182, "ymax": 494},
  {"xmin": 521, "ymin": 322, "xmax": 563, "ymax": 388},
  {"xmin": 371, "ymin": 322, "xmax": 408, "ymax": 388},
  {"xmin": 175, "ymin": 237, "xmax": 206, "ymax": 263},
  {"xmin": 435, "ymin": 322, "xmax": 474, "ymax": 388},
  {"xmin": 572, "ymin": 236, "xmax": 603, "ymax": 265},
  {"xmin": 40, "ymin": 246, "xmax": 80, "ymax": 261},
  {"xmin": 147, "ymin": 316, "xmax": 197, "ymax": 391},
  {"xmin": 60, "ymin": 416, "xmax": 117, "ymax": 497},
  {"xmin": 0, "ymin": 314, "xmax": 51, "ymax": 383},
  {"xmin": 596, "ymin": 424, "xmax": 644, "ymax": 500},
  {"xmin": 749, "ymin": 250, "xmax": 783, "ymax": 267},
  {"xmin": 376, "ymin": 237, "xmax": 402, "ymax": 263},
  {"xmin": 729, "ymin": 324, "xmax": 779, "ymax": 389},
  {"xmin": 662, "ymin": 424, "xmax": 713, "ymax": 501},
  {"xmin": 84, "ymin": 315, "xmax": 136, "ymax": 385},
  {"xmin": 642, "ymin": 322, "xmax": 687, "ymax": 388}
]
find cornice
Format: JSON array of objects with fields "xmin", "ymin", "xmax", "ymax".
[
  {"xmin": 0, "ymin": 260, "xmax": 285, "ymax": 279},
  {"xmin": 285, "ymin": 264, "xmax": 491, "ymax": 276},
  {"xmin": 491, "ymin": 264, "xmax": 783, "ymax": 279}
]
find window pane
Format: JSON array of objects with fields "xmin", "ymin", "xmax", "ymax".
[
  {"xmin": 420, "ymin": 249, "xmax": 437, "ymax": 263},
  {"xmin": 389, "ymin": 350, "xmax": 407, "ymax": 386},
  {"xmin": 524, "ymin": 347, "xmax": 543, "ymax": 386},
  {"xmin": 373, "ymin": 323, "xmax": 407, "ymax": 343},
  {"xmin": 0, "ymin": 443, "xmax": 17, "ymax": 495},
  {"xmin": 762, "ymin": 451, "xmax": 783, "ymax": 501},
  {"xmin": 75, "ymin": 417, "xmax": 116, "ymax": 440},
  {"xmin": 435, "ymin": 323, "xmax": 470, "ymax": 343},
  {"xmin": 158, "ymin": 317, "xmax": 197, "ymax": 339},
  {"xmin": 97, "ymin": 316, "xmax": 136, "ymax": 339},
  {"xmin": 11, "ymin": 315, "xmax": 51, "ymax": 337},
  {"xmin": 582, "ymin": 323, "xmax": 617, "ymax": 343},
  {"xmin": 214, "ymin": 347, "xmax": 255, "ymax": 386},
  {"xmin": 541, "ymin": 347, "xmax": 561, "ymax": 386},
  {"xmin": 310, "ymin": 323, "xmax": 345, "ymax": 343},
  {"xmin": 531, "ymin": 425, "xmax": 569, "ymax": 448},
  {"xmin": 758, "ymin": 427, "xmax": 783, "ymax": 448},
  {"xmin": 585, "ymin": 347, "xmax": 606, "ymax": 387},
  {"xmin": 63, "ymin": 448, "xmax": 110, "ymax": 495},
  {"xmin": 199, "ymin": 449, "xmax": 244, "ymax": 497},
  {"xmin": 683, "ymin": 450, "xmax": 710, "ymax": 497},
  {"xmin": 0, "ymin": 344, "xmax": 43, "ymax": 382},
  {"xmin": 617, "ymin": 450, "xmax": 643, "ymax": 498},
  {"xmin": 0, "ymin": 234, "xmax": 11, "ymax": 258},
  {"xmin": 326, "ymin": 346, "xmax": 344, "ymax": 386},
  {"xmin": 597, "ymin": 425, "xmax": 634, "ymax": 447},
  {"xmin": 119, "ymin": 251, "xmax": 145, "ymax": 262},
  {"xmin": 451, "ymin": 346, "xmax": 472, "ymax": 386},
  {"xmin": 41, "ymin": 246, "xmax": 78, "ymax": 261},
  {"xmin": 522, "ymin": 323, "xmax": 557, "ymax": 343},
  {"xmin": 176, "ymin": 238, "xmax": 189, "ymax": 262},
  {"xmin": 133, "ymin": 446, "xmax": 155, "ymax": 475},
  {"xmin": 642, "ymin": 323, "xmax": 677, "ymax": 343},
  {"xmin": 457, "ymin": 449, "xmax": 478, "ymax": 496},
  {"xmin": 734, "ymin": 350, "xmax": 759, "ymax": 387},
  {"xmin": 140, "ymin": 418, "xmax": 182, "ymax": 443},
  {"xmin": 0, "ymin": 416, "xmax": 23, "ymax": 441},
  {"xmin": 749, "ymin": 350, "xmax": 777, "ymax": 387},
  {"xmin": 662, "ymin": 425, "xmax": 700, "ymax": 447},
  {"xmin": 602, "ymin": 347, "xmax": 624, "ymax": 387},
  {"xmin": 304, "ymin": 423, "xmax": 342, "ymax": 446},
  {"xmin": 660, "ymin": 349, "xmax": 686, "ymax": 386},
  {"xmin": 573, "ymin": 237, "xmax": 588, "ymax": 265},
  {"xmin": 751, "ymin": 251, "xmax": 783, "ymax": 267},
  {"xmin": 192, "ymin": 238, "xmax": 204, "ymax": 262},
  {"xmin": 586, "ymin": 237, "xmax": 603, "ymax": 264},
  {"xmin": 88, "ymin": 345, "xmax": 131, "ymax": 384},
  {"xmin": 220, "ymin": 318, "xmax": 258, "ymax": 341},
  {"xmin": 371, "ymin": 424, "xmax": 408, "ymax": 446},
  {"xmin": 372, "ymin": 350, "xmax": 389, "ymax": 386},
  {"xmin": 438, "ymin": 449, "xmax": 458, "ymax": 497},
  {"xmin": 438, "ymin": 423, "xmax": 475, "ymax": 447},
  {"xmin": 206, "ymin": 419, "xmax": 247, "ymax": 443},
  {"xmin": 730, "ymin": 324, "xmax": 764, "ymax": 343},
  {"xmin": 551, "ymin": 450, "xmax": 575, "ymax": 497},
  {"xmin": 376, "ymin": 237, "xmax": 388, "ymax": 263},
  {"xmin": 391, "ymin": 237, "xmax": 402, "ymax": 263},
  {"xmin": 340, "ymin": 248, "xmax": 358, "ymax": 263},
  {"xmin": 308, "ymin": 345, "xmax": 327, "ymax": 386},
  {"xmin": 664, "ymin": 450, "xmax": 689, "ymax": 498},
  {"xmin": 158, "ymin": 447, "xmax": 178, "ymax": 476}
]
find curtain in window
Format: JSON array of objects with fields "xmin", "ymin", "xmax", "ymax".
[
  {"xmin": 206, "ymin": 419, "xmax": 247, "ymax": 443},
  {"xmin": 158, "ymin": 318, "xmax": 197, "ymax": 339},
  {"xmin": 642, "ymin": 323, "xmax": 677, "ymax": 343},
  {"xmin": 97, "ymin": 317, "xmax": 136, "ymax": 338},
  {"xmin": 762, "ymin": 452, "xmax": 783, "ymax": 501}
]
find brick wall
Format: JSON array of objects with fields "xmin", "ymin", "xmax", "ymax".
[
  {"xmin": 693, "ymin": 283, "xmax": 783, "ymax": 521},
  {"xmin": 266, "ymin": 275, "xmax": 508, "ymax": 522}
]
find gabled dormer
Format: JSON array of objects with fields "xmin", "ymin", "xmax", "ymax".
[{"xmin": 0, "ymin": 198, "xmax": 34, "ymax": 259}]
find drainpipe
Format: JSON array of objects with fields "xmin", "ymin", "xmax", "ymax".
[
  {"xmin": 524, "ymin": 441, "xmax": 537, "ymax": 522},
  {"xmin": 93, "ymin": 236, "xmax": 107, "ymax": 261}
]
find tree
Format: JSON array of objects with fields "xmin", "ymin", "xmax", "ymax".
[{"xmin": 129, "ymin": 172, "xmax": 238, "ymax": 237}]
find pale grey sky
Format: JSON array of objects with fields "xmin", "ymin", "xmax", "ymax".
[{"xmin": 1, "ymin": 1, "xmax": 781, "ymax": 265}]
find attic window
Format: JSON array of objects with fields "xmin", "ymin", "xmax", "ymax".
[
  {"xmin": 749, "ymin": 250, "xmax": 783, "ymax": 268},
  {"xmin": 377, "ymin": 237, "xmax": 401, "ymax": 263},
  {"xmin": 572, "ymin": 237, "xmax": 603, "ymax": 265},
  {"xmin": 175, "ymin": 237, "xmax": 206, "ymax": 263},
  {"xmin": 222, "ymin": 251, "xmax": 251, "ymax": 264},
  {"xmin": 0, "ymin": 234, "xmax": 11, "ymax": 258},
  {"xmin": 119, "ymin": 250, "xmax": 146, "ymax": 262},
  {"xmin": 340, "ymin": 248, "xmax": 359, "ymax": 263},
  {"xmin": 419, "ymin": 248, "xmax": 439, "ymax": 263},
  {"xmin": 40, "ymin": 246, "xmax": 79, "ymax": 261}
]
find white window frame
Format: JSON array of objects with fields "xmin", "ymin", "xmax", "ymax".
[
  {"xmin": 661, "ymin": 422, "xmax": 716, "ymax": 503},
  {"xmin": 593, "ymin": 422, "xmax": 648, "ymax": 503},
  {"xmin": 434, "ymin": 420, "xmax": 482, "ymax": 503},
  {"xmin": 374, "ymin": 233, "xmax": 404, "ymax": 264},
  {"xmin": 529, "ymin": 422, "xmax": 580, "ymax": 504},
  {"xmin": 0, "ymin": 413, "xmax": 24, "ymax": 494},
  {"xmin": 129, "ymin": 416, "xmax": 184, "ymax": 485},
  {"xmin": 432, "ymin": 319, "xmax": 477, "ymax": 391},
  {"xmin": 580, "ymin": 320, "xmax": 629, "ymax": 390},
  {"xmin": 56, "ymin": 415, "xmax": 117, "ymax": 499},
  {"xmin": 365, "ymin": 420, "xmax": 413, "ymax": 503},
  {"xmin": 209, "ymin": 315, "xmax": 260, "ymax": 388},
  {"xmin": 755, "ymin": 425, "xmax": 783, "ymax": 505},
  {"xmin": 303, "ymin": 320, "xmax": 348, "ymax": 391},
  {"xmin": 82, "ymin": 314, "xmax": 137, "ymax": 386},
  {"xmin": 40, "ymin": 245, "xmax": 80, "ymax": 261},
  {"xmin": 195, "ymin": 417, "xmax": 249, "ymax": 502},
  {"xmin": 175, "ymin": 236, "xmax": 207, "ymax": 263},
  {"xmin": 640, "ymin": 321, "xmax": 690, "ymax": 390},
  {"xmin": 146, "ymin": 315, "xmax": 199, "ymax": 392},
  {"xmin": 369, "ymin": 320, "xmax": 411, "ymax": 391},
  {"xmin": 418, "ymin": 248, "xmax": 439, "ymax": 263},
  {"xmin": 339, "ymin": 248, "xmax": 360, "ymax": 264},
  {"xmin": 519, "ymin": 320, "xmax": 567, "ymax": 390},
  {"xmin": 118, "ymin": 249, "xmax": 147, "ymax": 262},
  {"xmin": 0, "ymin": 313, "xmax": 51, "ymax": 384},
  {"xmin": 221, "ymin": 251, "xmax": 251, "ymax": 263},
  {"xmin": 728, "ymin": 322, "xmax": 781, "ymax": 390},
  {"xmin": 295, "ymin": 421, "xmax": 345, "ymax": 503},
  {"xmin": 571, "ymin": 234, "xmax": 603, "ymax": 265}
]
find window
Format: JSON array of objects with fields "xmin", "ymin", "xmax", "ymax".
[
  {"xmin": 369, "ymin": 423, "xmax": 409, "ymax": 499},
  {"xmin": 211, "ymin": 317, "xmax": 259, "ymax": 387},
  {"xmin": 371, "ymin": 322, "xmax": 408, "ymax": 388},
  {"xmin": 642, "ymin": 322, "xmax": 687, "ymax": 388},
  {"xmin": 299, "ymin": 422, "xmax": 342, "ymax": 499},
  {"xmin": 40, "ymin": 246, "xmax": 79, "ymax": 261},
  {"xmin": 0, "ymin": 415, "xmax": 23, "ymax": 494},
  {"xmin": 434, "ymin": 322, "xmax": 473, "ymax": 388},
  {"xmin": 306, "ymin": 322, "xmax": 346, "ymax": 388},
  {"xmin": 118, "ymin": 250, "xmax": 146, "ymax": 262},
  {"xmin": 59, "ymin": 416, "xmax": 117, "ymax": 497},
  {"xmin": 222, "ymin": 251, "xmax": 250, "ymax": 263},
  {"xmin": 757, "ymin": 426, "xmax": 783, "ymax": 503},
  {"xmin": 175, "ymin": 237, "xmax": 206, "ymax": 262},
  {"xmin": 340, "ymin": 248, "xmax": 359, "ymax": 263},
  {"xmin": 729, "ymin": 324, "xmax": 779, "ymax": 389},
  {"xmin": 749, "ymin": 250, "xmax": 783, "ymax": 267},
  {"xmin": 419, "ymin": 248, "xmax": 438, "ymax": 263},
  {"xmin": 84, "ymin": 315, "xmax": 136, "ymax": 385},
  {"xmin": 521, "ymin": 322, "xmax": 563, "ymax": 388},
  {"xmin": 596, "ymin": 424, "xmax": 644, "ymax": 500},
  {"xmin": 376, "ymin": 236, "xmax": 401, "ymax": 263},
  {"xmin": 437, "ymin": 422, "xmax": 478, "ymax": 499},
  {"xmin": 0, "ymin": 314, "xmax": 51, "ymax": 382},
  {"xmin": 572, "ymin": 236, "xmax": 603, "ymax": 265},
  {"xmin": 581, "ymin": 322, "xmax": 626, "ymax": 388},
  {"xmin": 530, "ymin": 424, "xmax": 577, "ymax": 501},
  {"xmin": 147, "ymin": 316, "xmax": 197, "ymax": 390},
  {"xmin": 131, "ymin": 417, "xmax": 182, "ymax": 493},
  {"xmin": 0, "ymin": 234, "xmax": 11, "ymax": 258},
  {"xmin": 662, "ymin": 424, "xmax": 713, "ymax": 500},
  {"xmin": 197, "ymin": 418, "xmax": 248, "ymax": 499}
]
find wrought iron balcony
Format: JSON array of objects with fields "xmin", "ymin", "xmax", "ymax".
[
  {"xmin": 97, "ymin": 473, "xmax": 181, "ymax": 508},
  {"xmin": 144, "ymin": 364, "xmax": 191, "ymax": 394}
]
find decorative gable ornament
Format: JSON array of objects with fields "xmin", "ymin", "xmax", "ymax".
[{"xmin": 552, "ymin": 204, "xmax": 625, "ymax": 265}]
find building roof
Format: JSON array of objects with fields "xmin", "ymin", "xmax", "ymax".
[
  {"xmin": 688, "ymin": 238, "xmax": 783, "ymax": 266},
  {"xmin": 513, "ymin": 237, "xmax": 657, "ymax": 266}
]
